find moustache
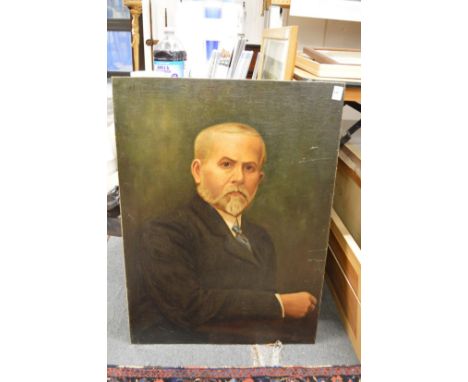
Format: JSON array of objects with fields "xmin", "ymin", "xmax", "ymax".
[{"xmin": 223, "ymin": 187, "xmax": 249, "ymax": 200}]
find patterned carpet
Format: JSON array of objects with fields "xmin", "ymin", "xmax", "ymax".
[{"xmin": 107, "ymin": 365, "xmax": 361, "ymax": 382}]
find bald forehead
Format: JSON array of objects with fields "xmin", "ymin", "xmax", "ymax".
[
  {"xmin": 206, "ymin": 133, "xmax": 265, "ymax": 169},
  {"xmin": 209, "ymin": 130, "xmax": 261, "ymax": 147},
  {"xmin": 194, "ymin": 129, "xmax": 266, "ymax": 164}
]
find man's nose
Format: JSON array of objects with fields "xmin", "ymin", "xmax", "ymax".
[{"xmin": 230, "ymin": 164, "xmax": 245, "ymax": 183}]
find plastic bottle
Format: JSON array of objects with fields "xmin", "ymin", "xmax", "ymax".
[{"xmin": 153, "ymin": 28, "xmax": 187, "ymax": 78}]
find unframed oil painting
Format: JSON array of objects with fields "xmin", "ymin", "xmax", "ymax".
[{"xmin": 112, "ymin": 78, "xmax": 343, "ymax": 344}]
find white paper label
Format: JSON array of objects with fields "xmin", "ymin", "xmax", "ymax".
[
  {"xmin": 332, "ymin": 86, "xmax": 344, "ymax": 101},
  {"xmin": 153, "ymin": 61, "xmax": 185, "ymax": 78}
]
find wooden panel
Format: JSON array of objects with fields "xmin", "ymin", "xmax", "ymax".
[
  {"xmin": 329, "ymin": 231, "xmax": 359, "ymax": 299},
  {"xmin": 245, "ymin": 44, "xmax": 261, "ymax": 79},
  {"xmin": 341, "ymin": 140, "xmax": 360, "ymax": 167},
  {"xmin": 344, "ymin": 87, "xmax": 361, "ymax": 102},
  {"xmin": 337, "ymin": 155, "xmax": 360, "ymax": 188},
  {"xmin": 326, "ymin": 208, "xmax": 361, "ymax": 358},
  {"xmin": 339, "ymin": 145, "xmax": 360, "ymax": 185},
  {"xmin": 330, "ymin": 209, "xmax": 361, "ymax": 264},
  {"xmin": 326, "ymin": 248, "xmax": 361, "ymax": 358},
  {"xmin": 334, "ymin": 159, "xmax": 361, "ymax": 246},
  {"xmin": 272, "ymin": 0, "xmax": 290, "ymax": 7},
  {"xmin": 326, "ymin": 248, "xmax": 358, "ymax": 332}
]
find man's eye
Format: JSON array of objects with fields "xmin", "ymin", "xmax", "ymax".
[
  {"xmin": 220, "ymin": 161, "xmax": 232, "ymax": 168},
  {"xmin": 245, "ymin": 165, "xmax": 256, "ymax": 172}
]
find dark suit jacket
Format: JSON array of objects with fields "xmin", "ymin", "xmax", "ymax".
[{"xmin": 132, "ymin": 194, "xmax": 282, "ymax": 343}]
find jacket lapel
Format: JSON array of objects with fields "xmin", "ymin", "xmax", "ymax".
[
  {"xmin": 190, "ymin": 194, "xmax": 261, "ymax": 267},
  {"xmin": 223, "ymin": 234, "xmax": 261, "ymax": 267}
]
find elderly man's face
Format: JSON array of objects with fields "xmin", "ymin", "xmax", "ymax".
[{"xmin": 191, "ymin": 132, "xmax": 264, "ymax": 217}]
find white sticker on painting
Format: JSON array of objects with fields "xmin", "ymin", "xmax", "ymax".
[{"xmin": 331, "ymin": 86, "xmax": 344, "ymax": 101}]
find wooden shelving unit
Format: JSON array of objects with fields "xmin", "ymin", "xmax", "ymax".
[{"xmin": 326, "ymin": 138, "xmax": 361, "ymax": 360}]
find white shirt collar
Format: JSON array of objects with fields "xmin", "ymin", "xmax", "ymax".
[{"xmin": 214, "ymin": 207, "xmax": 242, "ymax": 236}]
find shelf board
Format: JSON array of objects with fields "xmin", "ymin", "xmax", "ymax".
[{"xmin": 271, "ymin": 0, "xmax": 290, "ymax": 8}]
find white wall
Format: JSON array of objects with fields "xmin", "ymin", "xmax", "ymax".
[{"xmin": 282, "ymin": 8, "xmax": 361, "ymax": 50}]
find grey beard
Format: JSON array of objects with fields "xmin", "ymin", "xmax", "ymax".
[
  {"xmin": 197, "ymin": 184, "xmax": 250, "ymax": 217},
  {"xmin": 224, "ymin": 196, "xmax": 246, "ymax": 216}
]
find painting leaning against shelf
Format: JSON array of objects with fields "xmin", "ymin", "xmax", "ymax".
[{"xmin": 112, "ymin": 77, "xmax": 344, "ymax": 344}]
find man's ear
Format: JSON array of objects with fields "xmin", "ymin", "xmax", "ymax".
[
  {"xmin": 191, "ymin": 159, "xmax": 202, "ymax": 184},
  {"xmin": 258, "ymin": 171, "xmax": 264, "ymax": 184}
]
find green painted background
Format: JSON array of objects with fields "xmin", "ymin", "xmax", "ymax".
[{"xmin": 113, "ymin": 78, "xmax": 343, "ymax": 341}]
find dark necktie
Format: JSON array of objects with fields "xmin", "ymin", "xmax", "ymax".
[{"xmin": 232, "ymin": 224, "xmax": 252, "ymax": 253}]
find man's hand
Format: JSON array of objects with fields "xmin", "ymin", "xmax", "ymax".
[{"xmin": 279, "ymin": 292, "xmax": 317, "ymax": 319}]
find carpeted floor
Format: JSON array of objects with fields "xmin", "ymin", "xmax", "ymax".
[
  {"xmin": 107, "ymin": 365, "xmax": 361, "ymax": 381},
  {"xmin": 107, "ymin": 236, "xmax": 359, "ymax": 367}
]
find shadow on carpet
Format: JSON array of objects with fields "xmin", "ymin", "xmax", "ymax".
[{"xmin": 107, "ymin": 365, "xmax": 361, "ymax": 382}]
